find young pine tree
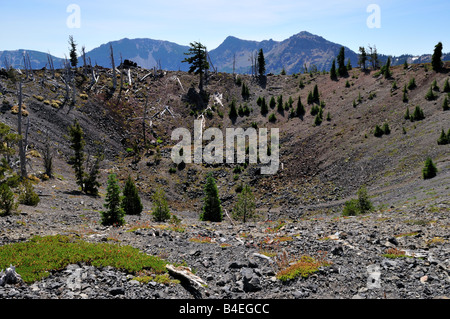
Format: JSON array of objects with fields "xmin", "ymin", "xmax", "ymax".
[
  {"xmin": 443, "ymin": 79, "xmax": 450, "ymax": 93},
  {"xmin": 277, "ymin": 95, "xmax": 284, "ymax": 113},
  {"xmin": 296, "ymin": 96, "xmax": 305, "ymax": 117},
  {"xmin": 374, "ymin": 125, "xmax": 384, "ymax": 137},
  {"xmin": 121, "ymin": 176, "xmax": 143, "ymax": 216},
  {"xmin": 423, "ymin": 157, "xmax": 437, "ymax": 179},
  {"xmin": 151, "ymin": 188, "xmax": 170, "ymax": 222},
  {"xmin": 101, "ymin": 174, "xmax": 125, "ymax": 226},
  {"xmin": 84, "ymin": 152, "xmax": 103, "ymax": 196},
  {"xmin": 260, "ymin": 97, "xmax": 268, "ymax": 115},
  {"xmin": 232, "ymin": 184, "xmax": 256, "ymax": 223},
  {"xmin": 200, "ymin": 173, "xmax": 223, "ymax": 222},
  {"xmin": 330, "ymin": 60, "xmax": 337, "ymax": 80},
  {"xmin": 229, "ymin": 99, "xmax": 238, "ymax": 118},
  {"xmin": 269, "ymin": 96, "xmax": 276, "ymax": 109},
  {"xmin": 357, "ymin": 185, "xmax": 374, "ymax": 214},
  {"xmin": 437, "ymin": 129, "xmax": 449, "ymax": 145},
  {"xmin": 0, "ymin": 183, "xmax": 17, "ymax": 216},
  {"xmin": 443, "ymin": 97, "xmax": 449, "ymax": 111},
  {"xmin": 383, "ymin": 57, "xmax": 392, "ymax": 79},
  {"xmin": 313, "ymin": 84, "xmax": 320, "ymax": 103},
  {"xmin": 18, "ymin": 179, "xmax": 40, "ymax": 206},
  {"xmin": 68, "ymin": 119, "xmax": 86, "ymax": 192}
]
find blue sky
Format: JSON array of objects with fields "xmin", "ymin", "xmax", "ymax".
[{"xmin": 0, "ymin": 0, "xmax": 448, "ymax": 58}]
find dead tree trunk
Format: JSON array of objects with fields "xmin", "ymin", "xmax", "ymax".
[
  {"xmin": 47, "ymin": 53, "xmax": 55, "ymax": 79},
  {"xmin": 110, "ymin": 44, "xmax": 117, "ymax": 91},
  {"xmin": 143, "ymin": 95, "xmax": 148, "ymax": 147},
  {"xmin": 119, "ymin": 54, "xmax": 124, "ymax": 95},
  {"xmin": 63, "ymin": 58, "xmax": 71, "ymax": 104},
  {"xmin": 81, "ymin": 46, "xmax": 87, "ymax": 76},
  {"xmin": 22, "ymin": 53, "xmax": 29, "ymax": 79}
]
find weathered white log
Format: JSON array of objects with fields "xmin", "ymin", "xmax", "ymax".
[
  {"xmin": 166, "ymin": 265, "xmax": 207, "ymax": 290},
  {"xmin": 140, "ymin": 72, "xmax": 152, "ymax": 82}
]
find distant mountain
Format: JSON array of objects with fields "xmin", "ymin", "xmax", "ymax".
[
  {"xmin": 1, "ymin": 32, "xmax": 448, "ymax": 74},
  {"xmin": 82, "ymin": 38, "xmax": 190, "ymax": 71},
  {"xmin": 0, "ymin": 50, "xmax": 64, "ymax": 70},
  {"xmin": 209, "ymin": 31, "xmax": 359, "ymax": 74}
]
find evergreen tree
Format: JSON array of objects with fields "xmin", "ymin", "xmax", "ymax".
[
  {"xmin": 358, "ymin": 47, "xmax": 367, "ymax": 70},
  {"xmin": 229, "ymin": 99, "xmax": 238, "ymax": 118},
  {"xmin": 307, "ymin": 91, "xmax": 314, "ymax": 105},
  {"xmin": 269, "ymin": 96, "xmax": 276, "ymax": 109},
  {"xmin": 121, "ymin": 176, "xmax": 143, "ymax": 216},
  {"xmin": 443, "ymin": 78, "xmax": 450, "ymax": 93},
  {"xmin": 260, "ymin": 97, "xmax": 268, "ymax": 115},
  {"xmin": 182, "ymin": 42, "xmax": 209, "ymax": 92},
  {"xmin": 69, "ymin": 35, "xmax": 78, "ymax": 68},
  {"xmin": 347, "ymin": 58, "xmax": 352, "ymax": 71},
  {"xmin": 357, "ymin": 185, "xmax": 374, "ymax": 214},
  {"xmin": 101, "ymin": 174, "xmax": 125, "ymax": 226},
  {"xmin": 277, "ymin": 95, "xmax": 284, "ymax": 113},
  {"xmin": 374, "ymin": 125, "xmax": 384, "ymax": 137},
  {"xmin": 383, "ymin": 57, "xmax": 392, "ymax": 79},
  {"xmin": 330, "ymin": 59, "xmax": 337, "ymax": 80},
  {"xmin": 437, "ymin": 129, "xmax": 449, "ymax": 145},
  {"xmin": 411, "ymin": 106, "xmax": 425, "ymax": 121},
  {"xmin": 313, "ymin": 84, "xmax": 320, "ymax": 103},
  {"xmin": 84, "ymin": 152, "xmax": 103, "ymax": 196},
  {"xmin": 0, "ymin": 183, "xmax": 17, "ymax": 216},
  {"xmin": 68, "ymin": 119, "xmax": 86, "ymax": 192},
  {"xmin": 18, "ymin": 179, "xmax": 40, "ymax": 207},
  {"xmin": 431, "ymin": 42, "xmax": 443, "ymax": 72},
  {"xmin": 443, "ymin": 97, "xmax": 449, "ymax": 111},
  {"xmin": 151, "ymin": 188, "xmax": 170, "ymax": 222},
  {"xmin": 0, "ymin": 122, "xmax": 20, "ymax": 188},
  {"xmin": 382, "ymin": 123, "xmax": 391, "ymax": 135},
  {"xmin": 241, "ymin": 82, "xmax": 250, "ymax": 100},
  {"xmin": 403, "ymin": 60, "xmax": 409, "ymax": 69},
  {"xmin": 407, "ymin": 78, "xmax": 417, "ymax": 90},
  {"xmin": 425, "ymin": 86, "xmax": 437, "ymax": 101},
  {"xmin": 296, "ymin": 96, "xmax": 305, "ymax": 117},
  {"xmin": 422, "ymin": 157, "xmax": 437, "ymax": 179},
  {"xmin": 404, "ymin": 107, "xmax": 410, "ymax": 120},
  {"xmin": 232, "ymin": 184, "xmax": 256, "ymax": 223},
  {"xmin": 200, "ymin": 173, "xmax": 223, "ymax": 222},
  {"xmin": 337, "ymin": 47, "xmax": 348, "ymax": 77},
  {"xmin": 257, "ymin": 49, "xmax": 266, "ymax": 78},
  {"xmin": 342, "ymin": 185, "xmax": 374, "ymax": 216}
]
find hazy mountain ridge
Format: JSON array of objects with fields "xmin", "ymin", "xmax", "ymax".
[{"xmin": 1, "ymin": 31, "xmax": 448, "ymax": 74}]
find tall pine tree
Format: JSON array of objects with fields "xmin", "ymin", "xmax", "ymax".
[
  {"xmin": 69, "ymin": 35, "xmax": 78, "ymax": 68},
  {"xmin": 101, "ymin": 174, "xmax": 125, "ymax": 226},
  {"xmin": 182, "ymin": 42, "xmax": 209, "ymax": 92},
  {"xmin": 121, "ymin": 176, "xmax": 143, "ymax": 216},
  {"xmin": 257, "ymin": 48, "xmax": 266, "ymax": 78},
  {"xmin": 337, "ymin": 46, "xmax": 348, "ymax": 77},
  {"xmin": 200, "ymin": 173, "xmax": 223, "ymax": 222},
  {"xmin": 432, "ymin": 42, "xmax": 443, "ymax": 72},
  {"xmin": 330, "ymin": 60, "xmax": 337, "ymax": 80},
  {"xmin": 68, "ymin": 119, "xmax": 86, "ymax": 192}
]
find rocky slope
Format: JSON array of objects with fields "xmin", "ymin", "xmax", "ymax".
[{"xmin": 0, "ymin": 60, "xmax": 449, "ymax": 300}]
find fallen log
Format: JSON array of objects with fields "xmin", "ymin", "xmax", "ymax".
[{"xmin": 166, "ymin": 264, "xmax": 208, "ymax": 298}]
